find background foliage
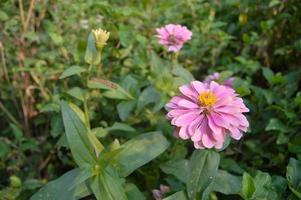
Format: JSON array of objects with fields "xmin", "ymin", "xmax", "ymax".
[{"xmin": 0, "ymin": 0, "xmax": 301, "ymax": 199}]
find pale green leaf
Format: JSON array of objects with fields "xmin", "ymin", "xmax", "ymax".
[
  {"xmin": 163, "ymin": 191, "xmax": 188, "ymax": 200},
  {"xmin": 125, "ymin": 183, "xmax": 146, "ymax": 200},
  {"xmin": 30, "ymin": 169, "xmax": 90, "ymax": 200},
  {"xmin": 186, "ymin": 150, "xmax": 220, "ymax": 199},
  {"xmin": 115, "ymin": 131, "xmax": 169, "ymax": 177},
  {"xmin": 287, "ymin": 158, "xmax": 301, "ymax": 198},
  {"xmin": 66, "ymin": 87, "xmax": 86, "ymax": 102},
  {"xmin": 59, "ymin": 66, "xmax": 86, "ymax": 79},
  {"xmin": 242, "ymin": 172, "xmax": 255, "ymax": 199},
  {"xmin": 61, "ymin": 101, "xmax": 96, "ymax": 168},
  {"xmin": 160, "ymin": 159, "xmax": 189, "ymax": 183},
  {"xmin": 90, "ymin": 166, "xmax": 127, "ymax": 200},
  {"xmin": 85, "ymin": 32, "xmax": 101, "ymax": 65}
]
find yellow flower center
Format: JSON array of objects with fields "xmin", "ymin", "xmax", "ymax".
[{"xmin": 198, "ymin": 91, "xmax": 217, "ymax": 106}]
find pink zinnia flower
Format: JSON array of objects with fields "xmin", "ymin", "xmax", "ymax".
[
  {"xmin": 204, "ymin": 72, "xmax": 234, "ymax": 88},
  {"xmin": 165, "ymin": 81, "xmax": 249, "ymax": 149},
  {"xmin": 156, "ymin": 24, "xmax": 192, "ymax": 52}
]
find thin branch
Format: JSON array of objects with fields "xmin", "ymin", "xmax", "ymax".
[
  {"xmin": 18, "ymin": 0, "xmax": 25, "ymax": 31},
  {"xmin": 0, "ymin": 101, "xmax": 22, "ymax": 128},
  {"xmin": 0, "ymin": 42, "xmax": 10, "ymax": 83},
  {"xmin": 24, "ymin": 0, "xmax": 36, "ymax": 32}
]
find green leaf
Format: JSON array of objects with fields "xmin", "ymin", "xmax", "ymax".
[
  {"xmin": 90, "ymin": 166, "xmax": 127, "ymax": 200},
  {"xmin": 49, "ymin": 32, "xmax": 64, "ymax": 45},
  {"xmin": 50, "ymin": 115, "xmax": 63, "ymax": 138},
  {"xmin": 59, "ymin": 66, "xmax": 86, "ymax": 79},
  {"xmin": 66, "ymin": 87, "xmax": 86, "ymax": 102},
  {"xmin": 61, "ymin": 101, "xmax": 96, "ymax": 168},
  {"xmin": 65, "ymin": 102, "xmax": 103, "ymax": 157},
  {"xmin": 172, "ymin": 65, "xmax": 195, "ymax": 83},
  {"xmin": 137, "ymin": 86, "xmax": 161, "ymax": 111},
  {"xmin": 269, "ymin": 0, "xmax": 281, "ymax": 7},
  {"xmin": 92, "ymin": 127, "xmax": 108, "ymax": 138},
  {"xmin": 30, "ymin": 169, "xmax": 90, "ymax": 200},
  {"xmin": 9, "ymin": 123, "xmax": 23, "ymax": 141},
  {"xmin": 124, "ymin": 183, "xmax": 146, "ymax": 200},
  {"xmin": 89, "ymin": 76, "xmax": 135, "ymax": 100},
  {"xmin": 88, "ymin": 78, "xmax": 119, "ymax": 90},
  {"xmin": 117, "ymin": 100, "xmax": 136, "ymax": 121},
  {"xmin": 186, "ymin": 150, "xmax": 220, "ymax": 199},
  {"xmin": 69, "ymin": 168, "xmax": 93, "ymax": 190},
  {"xmin": 163, "ymin": 191, "xmax": 188, "ymax": 200},
  {"xmin": 211, "ymin": 170, "xmax": 242, "ymax": 195},
  {"xmin": 242, "ymin": 172, "xmax": 255, "ymax": 199},
  {"xmin": 87, "ymin": 129, "xmax": 104, "ymax": 158},
  {"xmin": 0, "ymin": 11, "xmax": 9, "ymax": 21},
  {"xmin": 233, "ymin": 78, "xmax": 251, "ymax": 96},
  {"xmin": 120, "ymin": 75, "xmax": 139, "ymax": 96},
  {"xmin": 103, "ymin": 87, "xmax": 133, "ymax": 100},
  {"xmin": 106, "ymin": 122, "xmax": 137, "ymax": 138},
  {"xmin": 265, "ymin": 118, "xmax": 288, "ymax": 133},
  {"xmin": 85, "ymin": 32, "xmax": 101, "ymax": 65},
  {"xmin": 262, "ymin": 67, "xmax": 274, "ymax": 85},
  {"xmin": 160, "ymin": 159, "xmax": 189, "ymax": 183},
  {"xmin": 220, "ymin": 158, "xmax": 244, "ymax": 174},
  {"xmin": 115, "ymin": 131, "xmax": 169, "ymax": 177},
  {"xmin": 287, "ymin": 158, "xmax": 301, "ymax": 198},
  {"xmin": 118, "ymin": 24, "xmax": 133, "ymax": 47},
  {"xmin": 252, "ymin": 171, "xmax": 279, "ymax": 199},
  {"xmin": 106, "ymin": 122, "xmax": 135, "ymax": 133}
]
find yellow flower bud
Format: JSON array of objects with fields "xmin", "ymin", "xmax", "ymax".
[
  {"xmin": 239, "ymin": 13, "xmax": 248, "ymax": 25},
  {"xmin": 92, "ymin": 28, "xmax": 110, "ymax": 49}
]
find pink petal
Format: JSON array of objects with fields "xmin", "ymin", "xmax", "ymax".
[
  {"xmin": 228, "ymin": 126, "xmax": 243, "ymax": 140},
  {"xmin": 179, "ymin": 126, "xmax": 190, "ymax": 140},
  {"xmin": 188, "ymin": 115, "xmax": 204, "ymax": 137},
  {"xmin": 191, "ymin": 127, "xmax": 202, "ymax": 142},
  {"xmin": 193, "ymin": 141, "xmax": 205, "ymax": 149},
  {"xmin": 168, "ymin": 45, "xmax": 182, "ymax": 52},
  {"xmin": 191, "ymin": 81, "xmax": 206, "ymax": 94},
  {"xmin": 208, "ymin": 115, "xmax": 224, "ymax": 142},
  {"xmin": 214, "ymin": 141, "xmax": 224, "ymax": 149},
  {"xmin": 202, "ymin": 132, "xmax": 215, "ymax": 148},
  {"xmin": 210, "ymin": 112, "xmax": 230, "ymax": 129},
  {"xmin": 173, "ymin": 111, "xmax": 200, "ymax": 126},
  {"xmin": 179, "ymin": 84, "xmax": 198, "ymax": 102},
  {"xmin": 177, "ymin": 99, "xmax": 199, "ymax": 109}
]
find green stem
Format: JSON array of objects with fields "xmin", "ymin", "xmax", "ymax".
[
  {"xmin": 83, "ymin": 98, "xmax": 90, "ymax": 129},
  {"xmin": 170, "ymin": 52, "xmax": 179, "ymax": 71},
  {"xmin": 83, "ymin": 64, "xmax": 93, "ymax": 130}
]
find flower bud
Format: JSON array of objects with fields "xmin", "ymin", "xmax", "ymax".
[
  {"xmin": 152, "ymin": 189, "xmax": 162, "ymax": 200},
  {"xmin": 92, "ymin": 28, "xmax": 110, "ymax": 49},
  {"xmin": 160, "ymin": 184, "xmax": 170, "ymax": 194}
]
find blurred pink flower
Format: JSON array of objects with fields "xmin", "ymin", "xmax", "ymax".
[
  {"xmin": 156, "ymin": 24, "xmax": 192, "ymax": 52},
  {"xmin": 204, "ymin": 72, "xmax": 234, "ymax": 88},
  {"xmin": 160, "ymin": 184, "xmax": 170, "ymax": 194},
  {"xmin": 204, "ymin": 72, "xmax": 220, "ymax": 83},
  {"xmin": 152, "ymin": 189, "xmax": 162, "ymax": 200},
  {"xmin": 165, "ymin": 81, "xmax": 249, "ymax": 149},
  {"xmin": 152, "ymin": 185, "xmax": 170, "ymax": 200}
]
